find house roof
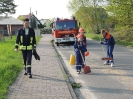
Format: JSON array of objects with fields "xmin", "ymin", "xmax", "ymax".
[
  {"xmin": 39, "ymin": 19, "xmax": 49, "ymax": 24},
  {"xmin": 0, "ymin": 16, "xmax": 23, "ymax": 25},
  {"xmin": 17, "ymin": 13, "xmax": 32, "ymax": 19},
  {"xmin": 18, "ymin": 13, "xmax": 42, "ymax": 25}
]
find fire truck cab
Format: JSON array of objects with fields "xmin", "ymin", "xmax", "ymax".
[{"xmin": 51, "ymin": 17, "xmax": 79, "ymax": 46}]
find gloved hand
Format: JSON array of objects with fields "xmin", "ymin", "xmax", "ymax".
[
  {"xmin": 100, "ymin": 42, "xmax": 104, "ymax": 44},
  {"xmin": 33, "ymin": 46, "xmax": 36, "ymax": 50}
]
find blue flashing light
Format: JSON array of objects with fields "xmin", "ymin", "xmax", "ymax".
[{"xmin": 56, "ymin": 17, "xmax": 59, "ymax": 21}]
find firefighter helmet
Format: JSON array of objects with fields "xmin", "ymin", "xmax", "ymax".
[{"xmin": 79, "ymin": 28, "xmax": 84, "ymax": 33}]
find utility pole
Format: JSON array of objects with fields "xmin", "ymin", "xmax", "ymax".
[
  {"xmin": 36, "ymin": 11, "xmax": 37, "ymax": 18},
  {"xmin": 29, "ymin": 7, "xmax": 31, "ymax": 27},
  {"xmin": 36, "ymin": 11, "xmax": 38, "ymax": 29},
  {"xmin": 30, "ymin": 7, "xmax": 31, "ymax": 15}
]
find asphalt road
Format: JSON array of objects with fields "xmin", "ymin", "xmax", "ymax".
[{"xmin": 54, "ymin": 39, "xmax": 133, "ymax": 99}]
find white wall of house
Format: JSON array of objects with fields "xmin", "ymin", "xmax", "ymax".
[{"xmin": 34, "ymin": 29, "xmax": 40, "ymax": 36}]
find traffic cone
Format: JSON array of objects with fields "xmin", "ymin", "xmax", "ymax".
[{"xmin": 69, "ymin": 54, "xmax": 76, "ymax": 65}]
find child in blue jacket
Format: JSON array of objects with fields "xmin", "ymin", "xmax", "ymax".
[
  {"xmin": 75, "ymin": 28, "xmax": 87, "ymax": 67},
  {"xmin": 101, "ymin": 29, "xmax": 115, "ymax": 67},
  {"xmin": 74, "ymin": 35, "xmax": 87, "ymax": 74}
]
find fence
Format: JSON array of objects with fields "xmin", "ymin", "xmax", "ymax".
[
  {"xmin": 0, "ymin": 31, "xmax": 5, "ymax": 41},
  {"xmin": 0, "ymin": 30, "xmax": 17, "ymax": 41},
  {"xmin": 0, "ymin": 29, "xmax": 40, "ymax": 41}
]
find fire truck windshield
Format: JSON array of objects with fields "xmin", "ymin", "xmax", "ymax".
[{"xmin": 56, "ymin": 21, "xmax": 77, "ymax": 30}]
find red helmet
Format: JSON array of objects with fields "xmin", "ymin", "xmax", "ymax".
[{"xmin": 79, "ymin": 28, "xmax": 84, "ymax": 33}]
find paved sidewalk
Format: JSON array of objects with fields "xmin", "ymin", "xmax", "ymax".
[{"xmin": 6, "ymin": 34, "xmax": 76, "ymax": 99}]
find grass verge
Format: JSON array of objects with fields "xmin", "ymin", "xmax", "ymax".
[
  {"xmin": 85, "ymin": 33, "xmax": 133, "ymax": 47},
  {"xmin": 0, "ymin": 35, "xmax": 41, "ymax": 99},
  {"xmin": 71, "ymin": 82, "xmax": 82, "ymax": 88}
]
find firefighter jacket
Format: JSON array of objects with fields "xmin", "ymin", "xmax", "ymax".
[
  {"xmin": 103, "ymin": 33, "xmax": 115, "ymax": 46},
  {"xmin": 15, "ymin": 27, "xmax": 36, "ymax": 50},
  {"xmin": 74, "ymin": 41, "xmax": 87, "ymax": 54},
  {"xmin": 75, "ymin": 34, "xmax": 87, "ymax": 50},
  {"xmin": 82, "ymin": 35, "xmax": 86, "ymax": 44}
]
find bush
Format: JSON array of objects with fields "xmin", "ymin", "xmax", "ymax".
[
  {"xmin": 41, "ymin": 27, "xmax": 52, "ymax": 34},
  {"xmin": 38, "ymin": 24, "xmax": 44, "ymax": 29},
  {"xmin": 111, "ymin": 26, "xmax": 133, "ymax": 42}
]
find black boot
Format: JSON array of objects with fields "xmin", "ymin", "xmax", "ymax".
[
  {"xmin": 27, "ymin": 67, "xmax": 31, "ymax": 75},
  {"xmin": 29, "ymin": 74, "xmax": 32, "ymax": 78},
  {"xmin": 27, "ymin": 67, "xmax": 32, "ymax": 78},
  {"xmin": 24, "ymin": 72, "xmax": 27, "ymax": 75}
]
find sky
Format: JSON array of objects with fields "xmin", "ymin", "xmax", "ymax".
[{"xmin": 11, "ymin": 0, "xmax": 71, "ymax": 19}]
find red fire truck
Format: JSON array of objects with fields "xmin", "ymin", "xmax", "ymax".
[{"xmin": 51, "ymin": 17, "xmax": 79, "ymax": 46}]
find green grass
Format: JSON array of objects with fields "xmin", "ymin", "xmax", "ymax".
[
  {"xmin": 0, "ymin": 36, "xmax": 41, "ymax": 99},
  {"xmin": 36, "ymin": 36, "xmax": 42, "ymax": 44},
  {"xmin": 116, "ymin": 40, "xmax": 133, "ymax": 47},
  {"xmin": 85, "ymin": 33, "xmax": 133, "ymax": 47},
  {"xmin": 85, "ymin": 33, "xmax": 101, "ymax": 41},
  {"xmin": 71, "ymin": 82, "xmax": 82, "ymax": 88}
]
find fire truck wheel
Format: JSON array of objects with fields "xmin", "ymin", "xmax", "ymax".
[{"xmin": 57, "ymin": 43, "xmax": 59, "ymax": 46}]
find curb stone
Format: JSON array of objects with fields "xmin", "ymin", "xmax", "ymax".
[{"xmin": 52, "ymin": 41, "xmax": 77, "ymax": 99}]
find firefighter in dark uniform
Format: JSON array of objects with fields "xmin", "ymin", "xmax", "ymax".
[{"xmin": 14, "ymin": 18, "xmax": 36, "ymax": 78}]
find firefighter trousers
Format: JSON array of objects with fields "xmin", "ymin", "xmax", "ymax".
[
  {"xmin": 75, "ymin": 51, "xmax": 84, "ymax": 71},
  {"xmin": 106, "ymin": 45, "xmax": 114, "ymax": 62},
  {"xmin": 22, "ymin": 50, "xmax": 32, "ymax": 74}
]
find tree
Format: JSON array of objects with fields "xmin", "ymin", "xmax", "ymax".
[
  {"xmin": 38, "ymin": 24, "xmax": 44, "ymax": 29},
  {"xmin": 17, "ymin": 16, "xmax": 25, "ymax": 21},
  {"xmin": 30, "ymin": 18, "xmax": 37, "ymax": 29},
  {"xmin": 67, "ymin": 0, "xmax": 107, "ymax": 33},
  {"xmin": 67, "ymin": 0, "xmax": 105, "ymax": 14},
  {"xmin": 0, "ymin": 0, "xmax": 17, "ymax": 14},
  {"xmin": 75, "ymin": 6, "xmax": 108, "ymax": 33},
  {"xmin": 106, "ymin": 0, "xmax": 133, "ymax": 28},
  {"xmin": 67, "ymin": 0, "xmax": 96, "ymax": 15},
  {"xmin": 45, "ymin": 19, "xmax": 51, "ymax": 27},
  {"xmin": 105, "ymin": 0, "xmax": 133, "ymax": 42}
]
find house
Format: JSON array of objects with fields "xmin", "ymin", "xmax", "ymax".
[
  {"xmin": 0, "ymin": 16, "xmax": 23, "ymax": 36},
  {"xmin": 40, "ymin": 19, "xmax": 50, "ymax": 25},
  {"xmin": 39, "ymin": 19, "xmax": 51, "ymax": 27},
  {"xmin": 17, "ymin": 13, "xmax": 42, "ymax": 28}
]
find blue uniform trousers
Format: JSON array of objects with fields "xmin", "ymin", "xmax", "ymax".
[
  {"xmin": 75, "ymin": 51, "xmax": 84, "ymax": 71},
  {"xmin": 106, "ymin": 45, "xmax": 114, "ymax": 63}
]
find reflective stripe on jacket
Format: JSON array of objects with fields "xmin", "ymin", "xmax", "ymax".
[{"xmin": 15, "ymin": 27, "xmax": 36, "ymax": 50}]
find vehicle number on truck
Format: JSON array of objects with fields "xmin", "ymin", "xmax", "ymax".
[{"xmin": 65, "ymin": 38, "xmax": 70, "ymax": 41}]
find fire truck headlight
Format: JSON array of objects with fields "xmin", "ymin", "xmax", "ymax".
[{"xmin": 57, "ymin": 39, "xmax": 61, "ymax": 42}]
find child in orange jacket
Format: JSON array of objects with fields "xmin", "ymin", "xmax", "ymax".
[{"xmin": 74, "ymin": 34, "xmax": 87, "ymax": 74}]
